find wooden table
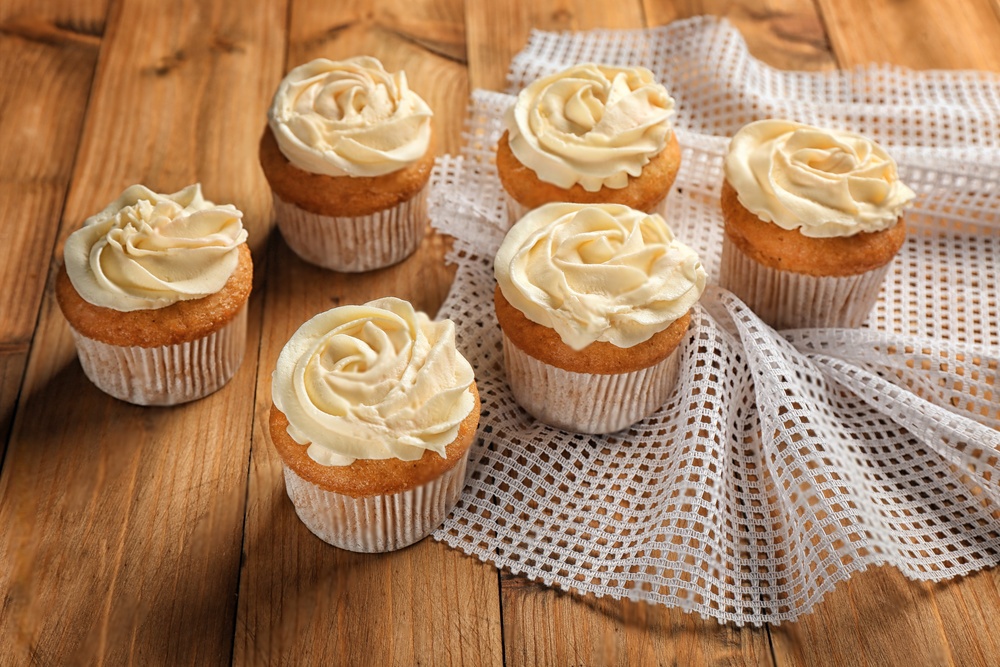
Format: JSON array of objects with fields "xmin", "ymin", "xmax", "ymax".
[{"xmin": 2, "ymin": 0, "xmax": 999, "ymax": 664}]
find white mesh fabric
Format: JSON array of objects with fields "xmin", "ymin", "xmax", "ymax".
[{"xmin": 428, "ymin": 17, "xmax": 1000, "ymax": 625}]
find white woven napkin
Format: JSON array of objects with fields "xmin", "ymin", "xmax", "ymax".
[{"xmin": 428, "ymin": 16, "xmax": 1000, "ymax": 625}]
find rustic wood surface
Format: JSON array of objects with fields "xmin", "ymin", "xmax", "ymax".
[{"xmin": 1, "ymin": 0, "xmax": 997, "ymax": 665}]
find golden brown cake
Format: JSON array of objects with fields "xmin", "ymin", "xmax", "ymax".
[
  {"xmin": 57, "ymin": 244, "xmax": 251, "ymax": 349},
  {"xmin": 496, "ymin": 129, "xmax": 681, "ymax": 215},
  {"xmin": 264, "ymin": 56, "xmax": 434, "ymax": 272},
  {"xmin": 498, "ymin": 63, "xmax": 682, "ymax": 223},
  {"xmin": 494, "ymin": 286, "xmax": 690, "ymax": 375},
  {"xmin": 269, "ymin": 297, "xmax": 480, "ymax": 552},
  {"xmin": 270, "ymin": 386, "xmax": 479, "ymax": 499},
  {"xmin": 259, "ymin": 125, "xmax": 434, "ymax": 219},
  {"xmin": 56, "ymin": 184, "xmax": 252, "ymax": 405},
  {"xmin": 720, "ymin": 119, "xmax": 915, "ymax": 329},
  {"xmin": 721, "ymin": 180, "xmax": 906, "ymax": 277},
  {"xmin": 493, "ymin": 203, "xmax": 706, "ymax": 434}
]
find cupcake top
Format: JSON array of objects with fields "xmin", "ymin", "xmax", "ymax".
[
  {"xmin": 494, "ymin": 203, "xmax": 706, "ymax": 350},
  {"xmin": 505, "ymin": 63, "xmax": 676, "ymax": 192},
  {"xmin": 724, "ymin": 119, "xmax": 915, "ymax": 238},
  {"xmin": 63, "ymin": 184, "xmax": 247, "ymax": 312},
  {"xmin": 267, "ymin": 56, "xmax": 433, "ymax": 178},
  {"xmin": 272, "ymin": 297, "xmax": 477, "ymax": 467}
]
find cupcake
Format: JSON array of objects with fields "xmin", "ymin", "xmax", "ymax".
[
  {"xmin": 56, "ymin": 184, "xmax": 251, "ymax": 405},
  {"xmin": 497, "ymin": 63, "xmax": 681, "ymax": 223},
  {"xmin": 494, "ymin": 203, "xmax": 706, "ymax": 434},
  {"xmin": 261, "ymin": 56, "xmax": 434, "ymax": 272},
  {"xmin": 720, "ymin": 119, "xmax": 915, "ymax": 329},
  {"xmin": 269, "ymin": 297, "xmax": 479, "ymax": 552}
]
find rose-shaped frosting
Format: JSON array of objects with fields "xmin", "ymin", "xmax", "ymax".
[
  {"xmin": 724, "ymin": 119, "xmax": 916, "ymax": 238},
  {"xmin": 267, "ymin": 56, "xmax": 433, "ymax": 178},
  {"xmin": 505, "ymin": 63, "xmax": 676, "ymax": 192},
  {"xmin": 64, "ymin": 184, "xmax": 247, "ymax": 312},
  {"xmin": 272, "ymin": 297, "xmax": 477, "ymax": 467},
  {"xmin": 495, "ymin": 203, "xmax": 706, "ymax": 350}
]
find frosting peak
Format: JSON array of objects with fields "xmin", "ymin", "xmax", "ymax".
[
  {"xmin": 268, "ymin": 56, "xmax": 433, "ymax": 178},
  {"xmin": 64, "ymin": 184, "xmax": 247, "ymax": 311},
  {"xmin": 505, "ymin": 64, "xmax": 676, "ymax": 192},
  {"xmin": 724, "ymin": 119, "xmax": 915, "ymax": 237},
  {"xmin": 272, "ymin": 297, "xmax": 477, "ymax": 467},
  {"xmin": 495, "ymin": 203, "xmax": 706, "ymax": 350}
]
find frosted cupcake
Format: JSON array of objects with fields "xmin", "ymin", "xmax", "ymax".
[
  {"xmin": 261, "ymin": 56, "xmax": 434, "ymax": 272},
  {"xmin": 269, "ymin": 297, "xmax": 479, "ymax": 552},
  {"xmin": 720, "ymin": 119, "xmax": 915, "ymax": 329},
  {"xmin": 497, "ymin": 64, "xmax": 681, "ymax": 223},
  {"xmin": 56, "ymin": 184, "xmax": 251, "ymax": 405},
  {"xmin": 494, "ymin": 203, "xmax": 706, "ymax": 434}
]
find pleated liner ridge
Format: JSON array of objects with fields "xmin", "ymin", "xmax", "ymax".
[
  {"xmin": 719, "ymin": 235, "xmax": 893, "ymax": 330},
  {"xmin": 282, "ymin": 457, "xmax": 470, "ymax": 553},
  {"xmin": 70, "ymin": 307, "xmax": 248, "ymax": 406},
  {"xmin": 274, "ymin": 185, "xmax": 428, "ymax": 272},
  {"xmin": 501, "ymin": 331, "xmax": 682, "ymax": 434}
]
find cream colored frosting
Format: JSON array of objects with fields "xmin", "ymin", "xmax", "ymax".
[
  {"xmin": 724, "ymin": 119, "xmax": 915, "ymax": 238},
  {"xmin": 494, "ymin": 203, "xmax": 706, "ymax": 350},
  {"xmin": 268, "ymin": 56, "xmax": 433, "ymax": 178},
  {"xmin": 64, "ymin": 184, "xmax": 246, "ymax": 312},
  {"xmin": 272, "ymin": 297, "xmax": 477, "ymax": 467},
  {"xmin": 505, "ymin": 63, "xmax": 676, "ymax": 192}
]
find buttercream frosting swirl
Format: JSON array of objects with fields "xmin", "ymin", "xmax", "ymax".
[
  {"xmin": 268, "ymin": 56, "xmax": 433, "ymax": 177},
  {"xmin": 505, "ymin": 63, "xmax": 676, "ymax": 192},
  {"xmin": 64, "ymin": 184, "xmax": 247, "ymax": 312},
  {"xmin": 272, "ymin": 297, "xmax": 477, "ymax": 467},
  {"xmin": 495, "ymin": 203, "xmax": 706, "ymax": 350},
  {"xmin": 724, "ymin": 119, "xmax": 915, "ymax": 238}
]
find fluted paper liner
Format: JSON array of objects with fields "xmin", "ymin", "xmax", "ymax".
[
  {"xmin": 281, "ymin": 457, "xmax": 469, "ymax": 553},
  {"xmin": 70, "ymin": 307, "xmax": 248, "ymax": 406},
  {"xmin": 719, "ymin": 235, "xmax": 893, "ymax": 330},
  {"xmin": 274, "ymin": 185, "xmax": 427, "ymax": 272},
  {"xmin": 501, "ymin": 331, "xmax": 681, "ymax": 434}
]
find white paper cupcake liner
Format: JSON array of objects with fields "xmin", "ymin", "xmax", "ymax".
[
  {"xmin": 281, "ymin": 456, "xmax": 469, "ymax": 553},
  {"xmin": 501, "ymin": 331, "xmax": 681, "ymax": 434},
  {"xmin": 273, "ymin": 185, "xmax": 427, "ymax": 272},
  {"xmin": 70, "ymin": 307, "xmax": 248, "ymax": 406},
  {"xmin": 504, "ymin": 193, "xmax": 532, "ymax": 225},
  {"xmin": 719, "ymin": 235, "xmax": 893, "ymax": 330},
  {"xmin": 504, "ymin": 191, "xmax": 670, "ymax": 227}
]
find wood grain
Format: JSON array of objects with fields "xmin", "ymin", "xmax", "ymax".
[
  {"xmin": 771, "ymin": 567, "xmax": 954, "ymax": 667},
  {"xmin": 502, "ymin": 574, "xmax": 774, "ymax": 667},
  {"xmin": 465, "ymin": 0, "xmax": 647, "ymax": 92},
  {"xmin": 232, "ymin": 1, "xmax": 502, "ymax": 665},
  {"xmin": 0, "ymin": 0, "xmax": 286, "ymax": 662},
  {"xmin": 817, "ymin": 0, "xmax": 1000, "ymax": 70},
  {"xmin": 0, "ymin": 1, "xmax": 106, "ymax": 448},
  {"xmin": 643, "ymin": 0, "xmax": 836, "ymax": 70},
  {"xmin": 0, "ymin": 1, "xmax": 999, "ymax": 665}
]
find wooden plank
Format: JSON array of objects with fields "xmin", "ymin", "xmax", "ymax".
[
  {"xmin": 0, "ymin": 0, "xmax": 287, "ymax": 663},
  {"xmin": 465, "ymin": 0, "xmax": 648, "ymax": 92},
  {"xmin": 771, "ymin": 567, "xmax": 955, "ymax": 666},
  {"xmin": 0, "ymin": 2, "xmax": 106, "ymax": 448},
  {"xmin": 643, "ymin": 0, "xmax": 836, "ymax": 71},
  {"xmin": 232, "ymin": 1, "xmax": 503, "ymax": 665},
  {"xmin": 502, "ymin": 574, "xmax": 774, "ymax": 666},
  {"xmin": 817, "ymin": 0, "xmax": 1000, "ymax": 70},
  {"xmin": 465, "ymin": 1, "xmax": 773, "ymax": 665}
]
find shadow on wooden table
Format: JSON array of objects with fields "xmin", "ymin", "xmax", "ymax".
[{"xmin": 3, "ymin": 350, "xmax": 254, "ymax": 664}]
